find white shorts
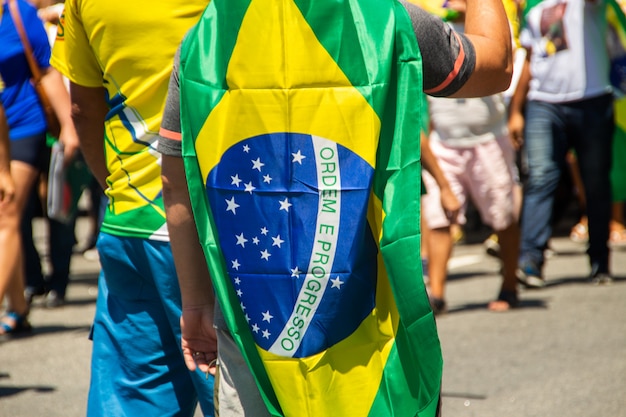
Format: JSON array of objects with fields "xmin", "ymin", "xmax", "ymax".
[{"xmin": 422, "ymin": 136, "xmax": 519, "ymax": 231}]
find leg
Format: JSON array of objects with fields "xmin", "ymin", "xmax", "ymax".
[
  {"xmin": 0, "ymin": 161, "xmax": 40, "ymax": 332},
  {"xmin": 21, "ymin": 188, "xmax": 47, "ymax": 304},
  {"xmin": 46, "ymin": 215, "xmax": 78, "ymax": 306},
  {"xmin": 426, "ymin": 226, "xmax": 453, "ymax": 313},
  {"xmin": 518, "ymin": 100, "xmax": 567, "ymax": 284},
  {"xmin": 420, "ymin": 144, "xmax": 466, "ymax": 313},
  {"xmin": 489, "ymin": 222, "xmax": 520, "ymax": 311},
  {"xmin": 87, "ymin": 233, "xmax": 212, "ymax": 417},
  {"xmin": 570, "ymin": 94, "xmax": 614, "ymax": 278},
  {"xmin": 465, "ymin": 138, "xmax": 519, "ymax": 310}
]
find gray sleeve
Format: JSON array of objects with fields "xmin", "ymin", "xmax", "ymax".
[
  {"xmin": 400, "ymin": 0, "xmax": 476, "ymax": 97},
  {"xmin": 157, "ymin": 46, "xmax": 183, "ymax": 157}
]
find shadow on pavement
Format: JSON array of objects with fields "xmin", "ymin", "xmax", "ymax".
[{"xmin": 0, "ymin": 384, "xmax": 56, "ymax": 398}]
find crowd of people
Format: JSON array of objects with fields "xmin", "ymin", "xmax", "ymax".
[
  {"xmin": 0, "ymin": 0, "xmax": 623, "ymax": 416},
  {"xmin": 418, "ymin": 0, "xmax": 626, "ymax": 315}
]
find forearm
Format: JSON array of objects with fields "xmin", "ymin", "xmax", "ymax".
[
  {"xmin": 40, "ymin": 67, "xmax": 73, "ymax": 128},
  {"xmin": 162, "ymin": 155, "xmax": 215, "ymax": 309},
  {"xmin": 508, "ymin": 54, "xmax": 531, "ymax": 118},
  {"xmin": 421, "ymin": 133, "xmax": 450, "ymax": 193},
  {"xmin": 453, "ymin": 0, "xmax": 513, "ymax": 97},
  {"xmin": 70, "ymin": 83, "xmax": 109, "ymax": 189}
]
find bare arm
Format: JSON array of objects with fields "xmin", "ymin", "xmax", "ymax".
[
  {"xmin": 0, "ymin": 104, "xmax": 15, "ymax": 205},
  {"xmin": 421, "ymin": 132, "xmax": 460, "ymax": 221},
  {"xmin": 69, "ymin": 83, "xmax": 109, "ymax": 189},
  {"xmin": 162, "ymin": 154, "xmax": 217, "ymax": 374},
  {"xmin": 452, "ymin": 0, "xmax": 513, "ymax": 97},
  {"xmin": 507, "ymin": 52, "xmax": 531, "ymax": 150},
  {"xmin": 40, "ymin": 67, "xmax": 80, "ymax": 162}
]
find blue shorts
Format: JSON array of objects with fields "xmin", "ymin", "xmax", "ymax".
[
  {"xmin": 10, "ymin": 133, "xmax": 50, "ymax": 169},
  {"xmin": 88, "ymin": 233, "xmax": 215, "ymax": 417}
]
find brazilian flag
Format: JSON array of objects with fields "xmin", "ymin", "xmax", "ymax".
[{"xmin": 179, "ymin": 0, "xmax": 442, "ymax": 415}]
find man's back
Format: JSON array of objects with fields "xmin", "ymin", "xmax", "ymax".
[{"xmin": 52, "ymin": 0, "xmax": 208, "ymax": 240}]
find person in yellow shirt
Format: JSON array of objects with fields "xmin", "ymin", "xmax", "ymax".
[{"xmin": 51, "ymin": 0, "xmax": 214, "ymax": 415}]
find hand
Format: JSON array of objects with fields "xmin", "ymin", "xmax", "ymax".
[
  {"xmin": 440, "ymin": 186, "xmax": 461, "ymax": 222},
  {"xmin": 0, "ymin": 170, "xmax": 15, "ymax": 206},
  {"xmin": 58, "ymin": 127, "xmax": 81, "ymax": 166},
  {"xmin": 180, "ymin": 305, "xmax": 218, "ymax": 376}
]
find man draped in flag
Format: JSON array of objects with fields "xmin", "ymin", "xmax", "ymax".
[{"xmin": 160, "ymin": 0, "xmax": 512, "ymax": 415}]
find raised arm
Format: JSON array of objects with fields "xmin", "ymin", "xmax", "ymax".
[
  {"xmin": 404, "ymin": 0, "xmax": 513, "ymax": 98},
  {"xmin": 457, "ymin": 0, "xmax": 513, "ymax": 97}
]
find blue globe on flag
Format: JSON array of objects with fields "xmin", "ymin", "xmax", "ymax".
[{"xmin": 206, "ymin": 132, "xmax": 378, "ymax": 358}]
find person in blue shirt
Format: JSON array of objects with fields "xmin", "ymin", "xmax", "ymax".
[{"xmin": 0, "ymin": 0, "xmax": 78, "ymax": 336}]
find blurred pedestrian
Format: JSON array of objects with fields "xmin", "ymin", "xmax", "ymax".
[
  {"xmin": 50, "ymin": 0, "xmax": 215, "ymax": 415},
  {"xmin": 509, "ymin": 0, "xmax": 615, "ymax": 287},
  {"xmin": 22, "ymin": 0, "xmax": 86, "ymax": 309},
  {"xmin": 0, "ymin": 0, "xmax": 78, "ymax": 336}
]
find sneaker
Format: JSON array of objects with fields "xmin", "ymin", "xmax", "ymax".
[
  {"xmin": 590, "ymin": 273, "xmax": 613, "ymax": 285},
  {"xmin": 24, "ymin": 286, "xmax": 46, "ymax": 306},
  {"xmin": 590, "ymin": 263, "xmax": 613, "ymax": 285},
  {"xmin": 484, "ymin": 234, "xmax": 501, "ymax": 258},
  {"xmin": 516, "ymin": 264, "xmax": 545, "ymax": 289},
  {"xmin": 44, "ymin": 290, "xmax": 65, "ymax": 309}
]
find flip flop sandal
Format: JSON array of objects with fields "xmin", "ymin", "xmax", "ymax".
[
  {"xmin": 609, "ymin": 229, "xmax": 626, "ymax": 247},
  {"xmin": 488, "ymin": 289, "xmax": 519, "ymax": 312},
  {"xmin": 0, "ymin": 311, "xmax": 32, "ymax": 338},
  {"xmin": 569, "ymin": 222, "xmax": 588, "ymax": 243}
]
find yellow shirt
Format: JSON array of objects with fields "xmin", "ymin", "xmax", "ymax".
[{"xmin": 51, "ymin": 0, "xmax": 208, "ymax": 239}]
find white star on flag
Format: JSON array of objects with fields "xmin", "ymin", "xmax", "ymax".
[
  {"xmin": 272, "ymin": 235, "xmax": 284, "ymax": 248},
  {"xmin": 252, "ymin": 323, "xmax": 260, "ymax": 333},
  {"xmin": 262, "ymin": 329, "xmax": 271, "ymax": 339},
  {"xmin": 263, "ymin": 174, "xmax": 272, "ymax": 184},
  {"xmin": 331, "ymin": 276, "xmax": 345, "ymax": 289},
  {"xmin": 225, "ymin": 197, "xmax": 240, "ymax": 214},
  {"xmin": 231, "ymin": 259, "xmax": 241, "ymax": 270},
  {"xmin": 290, "ymin": 266, "xmax": 302, "ymax": 277},
  {"xmin": 261, "ymin": 227, "xmax": 269, "ymax": 235},
  {"xmin": 292, "ymin": 150, "xmax": 306, "ymax": 164},
  {"xmin": 235, "ymin": 233, "xmax": 248, "ymax": 247},
  {"xmin": 279, "ymin": 198, "xmax": 292, "ymax": 212},
  {"xmin": 243, "ymin": 144, "xmax": 250, "ymax": 153},
  {"xmin": 262, "ymin": 310, "xmax": 273, "ymax": 322},
  {"xmin": 244, "ymin": 181, "xmax": 256, "ymax": 194},
  {"xmin": 252, "ymin": 157, "xmax": 265, "ymax": 171},
  {"xmin": 252, "ymin": 237, "xmax": 260, "ymax": 245},
  {"xmin": 260, "ymin": 249, "xmax": 271, "ymax": 261},
  {"xmin": 236, "ymin": 289, "xmax": 243, "ymax": 296},
  {"xmin": 230, "ymin": 174, "xmax": 242, "ymax": 187}
]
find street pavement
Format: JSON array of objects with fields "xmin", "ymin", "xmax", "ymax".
[{"xmin": 1, "ymin": 216, "xmax": 625, "ymax": 417}]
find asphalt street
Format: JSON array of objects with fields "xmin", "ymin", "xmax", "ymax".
[{"xmin": 1, "ymin": 216, "xmax": 625, "ymax": 417}]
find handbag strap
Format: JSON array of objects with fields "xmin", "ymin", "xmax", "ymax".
[{"xmin": 8, "ymin": 0, "xmax": 44, "ymax": 83}]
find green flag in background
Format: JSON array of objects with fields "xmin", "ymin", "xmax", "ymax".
[{"xmin": 179, "ymin": 0, "xmax": 442, "ymax": 415}]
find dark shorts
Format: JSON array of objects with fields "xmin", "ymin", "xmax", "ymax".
[{"xmin": 10, "ymin": 133, "xmax": 51, "ymax": 170}]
